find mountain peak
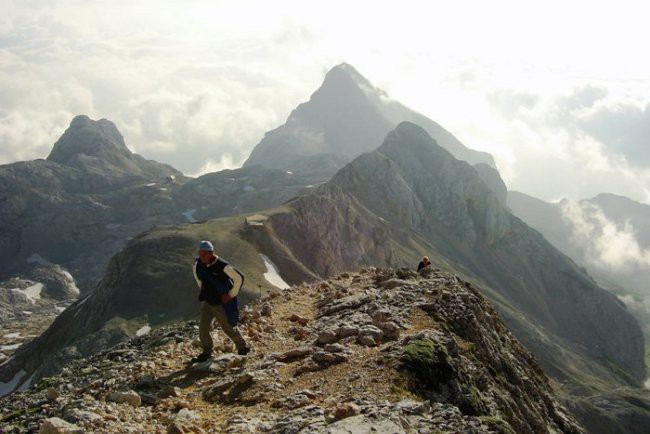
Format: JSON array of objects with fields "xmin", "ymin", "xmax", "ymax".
[
  {"xmin": 244, "ymin": 64, "xmax": 495, "ymax": 170},
  {"xmin": 320, "ymin": 62, "xmax": 378, "ymax": 97},
  {"xmin": 47, "ymin": 115, "xmax": 131, "ymax": 165}
]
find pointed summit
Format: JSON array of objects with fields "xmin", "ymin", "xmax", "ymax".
[
  {"xmin": 320, "ymin": 62, "xmax": 376, "ymax": 92},
  {"xmin": 45, "ymin": 115, "xmax": 180, "ymax": 181},
  {"xmin": 244, "ymin": 63, "xmax": 495, "ymax": 171},
  {"xmin": 47, "ymin": 115, "xmax": 131, "ymax": 166}
]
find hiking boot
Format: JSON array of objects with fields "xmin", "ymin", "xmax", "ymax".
[
  {"xmin": 237, "ymin": 346, "xmax": 251, "ymax": 356},
  {"xmin": 190, "ymin": 352, "xmax": 211, "ymax": 364}
]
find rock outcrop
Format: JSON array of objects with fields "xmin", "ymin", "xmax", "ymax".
[{"xmin": 0, "ymin": 268, "xmax": 583, "ymax": 433}]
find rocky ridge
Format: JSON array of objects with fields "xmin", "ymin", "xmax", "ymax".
[{"xmin": 0, "ymin": 267, "xmax": 582, "ymax": 433}]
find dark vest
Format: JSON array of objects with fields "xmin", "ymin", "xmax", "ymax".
[{"xmin": 196, "ymin": 257, "xmax": 233, "ymax": 305}]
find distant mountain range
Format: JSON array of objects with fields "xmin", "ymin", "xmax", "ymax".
[{"xmin": 0, "ymin": 64, "xmax": 649, "ymax": 433}]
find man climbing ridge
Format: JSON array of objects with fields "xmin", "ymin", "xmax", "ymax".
[
  {"xmin": 417, "ymin": 256, "xmax": 431, "ymax": 272},
  {"xmin": 190, "ymin": 240, "xmax": 250, "ymax": 363}
]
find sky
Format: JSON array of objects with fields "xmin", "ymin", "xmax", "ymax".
[{"xmin": 1, "ymin": 0, "xmax": 649, "ymax": 203}]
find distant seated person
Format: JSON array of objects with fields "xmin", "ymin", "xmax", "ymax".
[{"xmin": 417, "ymin": 256, "xmax": 431, "ymax": 272}]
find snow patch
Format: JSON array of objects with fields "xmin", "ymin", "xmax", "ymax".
[
  {"xmin": 17, "ymin": 373, "xmax": 34, "ymax": 392},
  {"xmin": 3, "ymin": 333, "xmax": 21, "ymax": 339},
  {"xmin": 61, "ymin": 270, "xmax": 80, "ymax": 295},
  {"xmin": 0, "ymin": 369, "xmax": 26, "ymax": 398},
  {"xmin": 146, "ymin": 183, "xmax": 156, "ymax": 187},
  {"xmin": 160, "ymin": 187, "xmax": 168, "ymax": 191},
  {"xmin": 1, "ymin": 343, "xmax": 21, "ymax": 351},
  {"xmin": 182, "ymin": 209, "xmax": 197, "ymax": 223},
  {"xmin": 135, "ymin": 325, "xmax": 151, "ymax": 337},
  {"xmin": 21, "ymin": 311, "xmax": 32, "ymax": 315},
  {"xmin": 259, "ymin": 254, "xmax": 290, "ymax": 290},
  {"xmin": 645, "ymin": 377, "xmax": 650, "ymax": 390},
  {"xmin": 286, "ymin": 171, "xmax": 294, "ymax": 175},
  {"xmin": 26, "ymin": 253, "xmax": 51, "ymax": 266},
  {"xmin": 55, "ymin": 306, "xmax": 66, "ymax": 313}
]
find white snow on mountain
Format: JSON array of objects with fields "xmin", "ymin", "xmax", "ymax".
[
  {"xmin": 259, "ymin": 254, "xmax": 290, "ymax": 290},
  {"xmin": 182, "ymin": 209, "xmax": 197, "ymax": 223}
]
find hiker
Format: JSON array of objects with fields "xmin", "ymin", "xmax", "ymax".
[
  {"xmin": 190, "ymin": 240, "xmax": 250, "ymax": 363},
  {"xmin": 417, "ymin": 256, "xmax": 431, "ymax": 272}
]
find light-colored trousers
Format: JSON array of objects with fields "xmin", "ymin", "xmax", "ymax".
[{"xmin": 199, "ymin": 302, "xmax": 247, "ymax": 353}]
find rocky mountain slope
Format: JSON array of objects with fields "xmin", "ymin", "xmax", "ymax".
[
  {"xmin": 0, "ymin": 264, "xmax": 79, "ymax": 367},
  {"xmin": 268, "ymin": 122, "xmax": 645, "ymax": 383},
  {"xmin": 508, "ymin": 191, "xmax": 650, "ymax": 375},
  {"xmin": 0, "ymin": 115, "xmax": 186, "ymax": 292},
  {"xmin": 243, "ymin": 63, "xmax": 494, "ymax": 171},
  {"xmin": 1, "ymin": 267, "xmax": 583, "ymax": 433},
  {"xmin": 0, "ymin": 115, "xmax": 346, "ymax": 297},
  {"xmin": 2, "ymin": 122, "xmax": 647, "ymax": 431}
]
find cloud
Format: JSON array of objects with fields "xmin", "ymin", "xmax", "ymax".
[
  {"xmin": 0, "ymin": 2, "xmax": 331, "ymax": 174},
  {"xmin": 1, "ymin": 0, "xmax": 650, "ymax": 204},
  {"xmin": 578, "ymin": 102, "xmax": 650, "ymax": 168},
  {"xmin": 560, "ymin": 199, "xmax": 650, "ymax": 270},
  {"xmin": 473, "ymin": 81, "xmax": 650, "ymax": 204},
  {"xmin": 188, "ymin": 154, "xmax": 235, "ymax": 178}
]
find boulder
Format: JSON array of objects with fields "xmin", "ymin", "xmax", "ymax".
[
  {"xmin": 38, "ymin": 417, "xmax": 83, "ymax": 434},
  {"xmin": 317, "ymin": 329, "xmax": 338, "ymax": 345},
  {"xmin": 107, "ymin": 389, "xmax": 141, "ymax": 407}
]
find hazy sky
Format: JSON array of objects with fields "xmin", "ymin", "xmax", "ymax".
[{"xmin": 1, "ymin": 0, "xmax": 649, "ymax": 203}]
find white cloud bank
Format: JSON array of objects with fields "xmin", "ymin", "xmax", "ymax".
[
  {"xmin": 560, "ymin": 200, "xmax": 650, "ymax": 271},
  {"xmin": 1, "ymin": 0, "xmax": 649, "ymax": 203}
]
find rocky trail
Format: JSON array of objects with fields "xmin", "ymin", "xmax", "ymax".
[{"xmin": 1, "ymin": 267, "xmax": 583, "ymax": 433}]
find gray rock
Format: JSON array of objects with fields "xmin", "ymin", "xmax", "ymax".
[
  {"xmin": 276, "ymin": 346, "xmax": 312, "ymax": 362},
  {"xmin": 312, "ymin": 351, "xmax": 348, "ymax": 364},
  {"xmin": 378, "ymin": 321, "xmax": 400, "ymax": 340},
  {"xmin": 167, "ymin": 420, "xmax": 206, "ymax": 434},
  {"xmin": 357, "ymin": 335, "xmax": 377, "ymax": 347},
  {"xmin": 337, "ymin": 325, "xmax": 360, "ymax": 338},
  {"xmin": 64, "ymin": 408, "xmax": 102, "ymax": 423},
  {"xmin": 327, "ymin": 414, "xmax": 404, "ymax": 433},
  {"xmin": 323, "ymin": 343, "xmax": 346, "ymax": 353},
  {"xmin": 316, "ymin": 329, "xmax": 338, "ymax": 345},
  {"xmin": 107, "ymin": 389, "xmax": 141, "ymax": 407},
  {"xmin": 378, "ymin": 278, "xmax": 406, "ymax": 290},
  {"xmin": 175, "ymin": 408, "xmax": 199, "ymax": 421},
  {"xmin": 38, "ymin": 417, "xmax": 84, "ymax": 434}
]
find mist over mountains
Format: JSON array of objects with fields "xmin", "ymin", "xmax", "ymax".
[
  {"xmin": 1, "ymin": 63, "xmax": 649, "ymax": 433},
  {"xmin": 508, "ymin": 191, "xmax": 650, "ymax": 379}
]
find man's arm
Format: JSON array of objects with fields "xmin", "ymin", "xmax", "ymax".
[
  {"xmin": 223, "ymin": 265, "xmax": 243, "ymax": 297},
  {"xmin": 192, "ymin": 260, "xmax": 202, "ymax": 288}
]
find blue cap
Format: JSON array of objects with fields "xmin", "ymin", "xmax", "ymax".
[{"xmin": 198, "ymin": 240, "xmax": 214, "ymax": 251}]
